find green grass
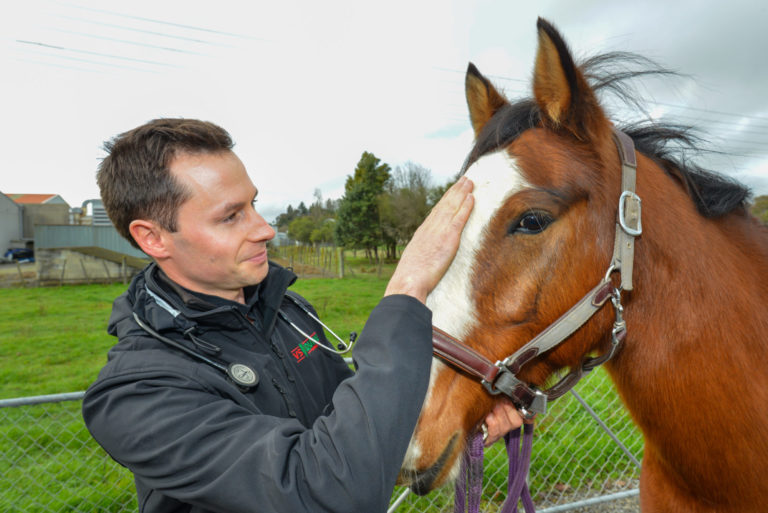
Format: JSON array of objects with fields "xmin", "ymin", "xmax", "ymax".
[
  {"xmin": 0, "ymin": 256, "xmax": 642, "ymax": 512},
  {"xmin": 0, "ymin": 264, "xmax": 388, "ymax": 400},
  {"xmin": 0, "ymin": 266, "xmax": 391, "ymax": 513},
  {"xmin": 0, "ymin": 283, "xmax": 128, "ymax": 399}
]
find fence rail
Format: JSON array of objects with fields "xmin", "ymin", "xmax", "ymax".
[{"xmin": 0, "ymin": 369, "xmax": 642, "ymax": 512}]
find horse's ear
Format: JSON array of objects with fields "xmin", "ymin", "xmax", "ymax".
[
  {"xmin": 465, "ymin": 62, "xmax": 509, "ymax": 137},
  {"xmin": 533, "ymin": 18, "xmax": 605, "ymax": 139}
]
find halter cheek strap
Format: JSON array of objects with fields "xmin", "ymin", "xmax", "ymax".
[{"xmin": 612, "ymin": 129, "xmax": 641, "ymax": 291}]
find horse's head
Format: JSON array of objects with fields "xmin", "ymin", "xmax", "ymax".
[{"xmin": 399, "ymin": 18, "xmax": 640, "ymax": 493}]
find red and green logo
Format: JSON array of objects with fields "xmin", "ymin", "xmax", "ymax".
[{"xmin": 290, "ymin": 332, "xmax": 319, "ymax": 363}]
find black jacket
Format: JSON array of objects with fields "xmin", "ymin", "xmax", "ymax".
[{"xmin": 82, "ymin": 262, "xmax": 432, "ymax": 513}]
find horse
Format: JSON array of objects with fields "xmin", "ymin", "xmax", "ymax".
[{"xmin": 397, "ymin": 18, "xmax": 768, "ymax": 512}]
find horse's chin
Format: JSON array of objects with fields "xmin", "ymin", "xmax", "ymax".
[{"xmin": 397, "ymin": 433, "xmax": 463, "ymax": 495}]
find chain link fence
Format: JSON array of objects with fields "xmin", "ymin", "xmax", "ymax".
[{"xmin": 0, "ymin": 369, "xmax": 642, "ymax": 513}]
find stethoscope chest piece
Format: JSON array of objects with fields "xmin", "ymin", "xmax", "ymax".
[{"xmin": 228, "ymin": 363, "xmax": 260, "ymax": 388}]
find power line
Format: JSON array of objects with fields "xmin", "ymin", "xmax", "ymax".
[
  {"xmin": 655, "ymin": 101, "xmax": 768, "ymax": 123},
  {"xmin": 14, "ymin": 56, "xmax": 100, "ymax": 74},
  {"xmin": 49, "ymin": 27, "xmax": 211, "ymax": 56},
  {"xmin": 55, "ymin": 14, "xmax": 235, "ymax": 47},
  {"xmin": 57, "ymin": 0, "xmax": 266, "ymax": 41},
  {"xmin": 16, "ymin": 39, "xmax": 179, "ymax": 68},
  {"xmin": 16, "ymin": 46, "xmax": 159, "ymax": 73}
]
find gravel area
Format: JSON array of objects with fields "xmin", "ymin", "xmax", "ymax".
[
  {"xmin": 535, "ymin": 484, "xmax": 640, "ymax": 513},
  {"xmin": 567, "ymin": 495, "xmax": 639, "ymax": 512}
]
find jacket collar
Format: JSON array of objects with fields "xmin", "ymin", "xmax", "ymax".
[{"xmin": 119, "ymin": 262, "xmax": 297, "ymax": 336}]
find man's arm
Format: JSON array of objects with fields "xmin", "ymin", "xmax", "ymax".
[{"xmin": 83, "ymin": 295, "xmax": 433, "ymax": 513}]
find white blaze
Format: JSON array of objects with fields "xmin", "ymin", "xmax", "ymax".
[
  {"xmin": 402, "ymin": 149, "xmax": 529, "ymax": 472},
  {"xmin": 427, "ymin": 150, "xmax": 528, "ymax": 344}
]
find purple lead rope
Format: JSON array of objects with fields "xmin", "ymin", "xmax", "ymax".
[
  {"xmin": 454, "ymin": 431, "xmax": 484, "ymax": 513},
  {"xmin": 501, "ymin": 423, "xmax": 535, "ymax": 513},
  {"xmin": 454, "ymin": 423, "xmax": 535, "ymax": 513}
]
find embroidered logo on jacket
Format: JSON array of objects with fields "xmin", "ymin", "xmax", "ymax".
[{"xmin": 290, "ymin": 332, "xmax": 319, "ymax": 362}]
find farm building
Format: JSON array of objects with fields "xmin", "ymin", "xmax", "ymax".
[
  {"xmin": 8, "ymin": 193, "xmax": 71, "ymax": 239},
  {"xmin": 0, "ymin": 193, "xmax": 148, "ymax": 285},
  {"xmin": 0, "ymin": 192, "xmax": 24, "ymax": 254}
]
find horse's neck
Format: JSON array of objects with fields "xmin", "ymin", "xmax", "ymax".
[
  {"xmin": 614, "ymin": 208, "xmax": 768, "ymax": 370},
  {"xmin": 606, "ymin": 209, "xmax": 768, "ymax": 477}
]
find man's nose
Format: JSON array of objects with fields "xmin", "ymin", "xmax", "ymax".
[{"xmin": 248, "ymin": 211, "xmax": 275, "ymax": 242}]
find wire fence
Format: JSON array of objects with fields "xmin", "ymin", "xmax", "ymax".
[{"xmin": 0, "ymin": 369, "xmax": 642, "ymax": 513}]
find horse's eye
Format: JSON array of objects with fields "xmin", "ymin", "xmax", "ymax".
[{"xmin": 511, "ymin": 211, "xmax": 553, "ymax": 235}]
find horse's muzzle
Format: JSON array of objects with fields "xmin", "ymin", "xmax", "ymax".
[{"xmin": 397, "ymin": 433, "xmax": 459, "ymax": 495}]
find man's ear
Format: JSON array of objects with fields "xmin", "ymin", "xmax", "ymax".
[{"xmin": 129, "ymin": 220, "xmax": 171, "ymax": 260}]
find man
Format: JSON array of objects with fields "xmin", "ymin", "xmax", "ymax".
[{"xmin": 83, "ymin": 118, "xmax": 521, "ymax": 513}]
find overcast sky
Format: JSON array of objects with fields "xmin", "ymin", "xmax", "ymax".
[{"xmin": 2, "ymin": 0, "xmax": 767, "ymax": 222}]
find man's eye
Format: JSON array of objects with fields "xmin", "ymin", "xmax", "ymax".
[{"xmin": 223, "ymin": 211, "xmax": 240, "ymax": 223}]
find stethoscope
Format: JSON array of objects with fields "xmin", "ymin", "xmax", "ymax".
[
  {"xmin": 133, "ymin": 289, "xmax": 357, "ymax": 391},
  {"xmin": 278, "ymin": 294, "xmax": 357, "ymax": 355}
]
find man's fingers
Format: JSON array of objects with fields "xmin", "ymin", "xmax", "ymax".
[
  {"xmin": 483, "ymin": 400, "xmax": 526, "ymax": 447},
  {"xmin": 427, "ymin": 177, "xmax": 473, "ymax": 221}
]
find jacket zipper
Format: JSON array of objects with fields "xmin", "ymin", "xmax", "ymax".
[{"xmin": 236, "ymin": 309, "xmax": 298, "ymax": 418}]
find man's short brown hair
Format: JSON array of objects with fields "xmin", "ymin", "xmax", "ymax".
[{"xmin": 97, "ymin": 118, "xmax": 234, "ymax": 249}]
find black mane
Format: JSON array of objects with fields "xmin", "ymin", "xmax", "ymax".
[{"xmin": 464, "ymin": 52, "xmax": 751, "ymax": 218}]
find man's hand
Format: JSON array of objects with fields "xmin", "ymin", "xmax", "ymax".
[
  {"xmin": 384, "ymin": 177, "xmax": 474, "ymax": 303},
  {"xmin": 483, "ymin": 400, "xmax": 527, "ymax": 447}
]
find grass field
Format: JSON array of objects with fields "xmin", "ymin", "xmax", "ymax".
[
  {"xmin": 0, "ymin": 255, "xmax": 390, "ymax": 400},
  {"xmin": 0, "ymin": 254, "xmax": 643, "ymax": 512}
]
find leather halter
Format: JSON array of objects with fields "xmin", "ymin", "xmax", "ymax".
[{"xmin": 432, "ymin": 129, "xmax": 642, "ymax": 418}]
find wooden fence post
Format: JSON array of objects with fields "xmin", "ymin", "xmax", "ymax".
[
  {"xmin": 60, "ymin": 259, "xmax": 68, "ymax": 286},
  {"xmin": 80, "ymin": 260, "xmax": 90, "ymax": 284},
  {"xmin": 16, "ymin": 262, "xmax": 27, "ymax": 287}
]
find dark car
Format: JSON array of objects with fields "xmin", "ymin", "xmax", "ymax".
[{"xmin": 2, "ymin": 248, "xmax": 34, "ymax": 263}]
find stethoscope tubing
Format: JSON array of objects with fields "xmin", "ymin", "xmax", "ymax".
[{"xmin": 132, "ymin": 293, "xmax": 356, "ymax": 390}]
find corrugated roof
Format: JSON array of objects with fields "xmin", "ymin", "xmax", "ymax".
[{"xmin": 7, "ymin": 193, "xmax": 60, "ymax": 204}]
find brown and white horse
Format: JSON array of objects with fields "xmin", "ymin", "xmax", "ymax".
[{"xmin": 398, "ymin": 18, "xmax": 768, "ymax": 512}]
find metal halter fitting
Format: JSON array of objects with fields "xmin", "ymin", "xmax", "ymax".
[{"xmin": 432, "ymin": 128, "xmax": 642, "ymax": 418}]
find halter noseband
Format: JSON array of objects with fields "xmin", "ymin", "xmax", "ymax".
[{"xmin": 432, "ymin": 128, "xmax": 642, "ymax": 418}]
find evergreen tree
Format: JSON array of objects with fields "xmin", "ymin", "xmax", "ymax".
[{"xmin": 334, "ymin": 152, "xmax": 391, "ymax": 260}]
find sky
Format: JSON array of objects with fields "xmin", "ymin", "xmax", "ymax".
[{"xmin": 2, "ymin": 0, "xmax": 767, "ymax": 223}]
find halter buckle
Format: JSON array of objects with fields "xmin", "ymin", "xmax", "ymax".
[
  {"xmin": 484, "ymin": 364, "xmax": 548, "ymax": 417},
  {"xmin": 618, "ymin": 191, "xmax": 642, "ymax": 236}
]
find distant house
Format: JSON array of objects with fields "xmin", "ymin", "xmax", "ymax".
[
  {"xmin": 6, "ymin": 193, "xmax": 71, "ymax": 239},
  {"xmin": 270, "ymin": 226, "xmax": 291, "ymax": 247},
  {"xmin": 7, "ymin": 193, "xmax": 68, "ymax": 205}
]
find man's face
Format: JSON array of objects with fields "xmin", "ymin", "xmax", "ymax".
[{"xmin": 159, "ymin": 150, "xmax": 275, "ymax": 302}]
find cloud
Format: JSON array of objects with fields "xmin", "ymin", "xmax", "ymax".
[{"xmin": 1, "ymin": 0, "xmax": 766, "ymax": 212}]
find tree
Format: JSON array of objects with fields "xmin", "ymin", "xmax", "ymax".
[
  {"xmin": 379, "ymin": 162, "xmax": 433, "ymax": 259},
  {"xmin": 287, "ymin": 216, "xmax": 314, "ymax": 244},
  {"xmin": 274, "ymin": 204, "xmax": 297, "ymax": 232},
  {"xmin": 750, "ymin": 195, "xmax": 768, "ymax": 225},
  {"xmin": 310, "ymin": 219, "xmax": 336, "ymax": 244},
  {"xmin": 334, "ymin": 152, "xmax": 391, "ymax": 261},
  {"xmin": 428, "ymin": 172, "xmax": 463, "ymax": 206}
]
